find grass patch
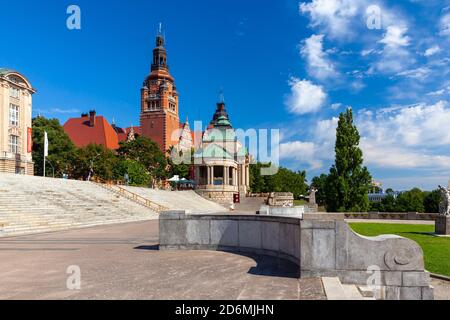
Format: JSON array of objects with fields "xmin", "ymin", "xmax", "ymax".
[
  {"xmin": 294, "ymin": 199, "xmax": 308, "ymax": 206},
  {"xmin": 349, "ymin": 223, "xmax": 450, "ymax": 277}
]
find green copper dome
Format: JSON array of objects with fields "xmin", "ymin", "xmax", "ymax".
[{"xmin": 215, "ymin": 115, "xmax": 232, "ymax": 127}]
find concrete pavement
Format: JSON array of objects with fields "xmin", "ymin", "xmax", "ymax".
[{"xmin": 0, "ymin": 220, "xmax": 325, "ymax": 300}]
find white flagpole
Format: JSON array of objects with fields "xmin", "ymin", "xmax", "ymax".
[{"xmin": 43, "ymin": 131, "xmax": 48, "ymax": 177}]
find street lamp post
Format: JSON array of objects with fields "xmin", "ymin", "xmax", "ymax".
[{"xmin": 45, "ymin": 158, "xmax": 55, "ymax": 178}]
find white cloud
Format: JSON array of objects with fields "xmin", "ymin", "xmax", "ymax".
[
  {"xmin": 280, "ymin": 141, "xmax": 322, "ymax": 169},
  {"xmin": 427, "ymin": 89, "xmax": 445, "ymax": 96},
  {"xmin": 360, "ymin": 140, "xmax": 450, "ymax": 169},
  {"xmin": 354, "ymin": 101, "xmax": 450, "ymax": 171},
  {"xmin": 426, "ymin": 86, "xmax": 450, "ymax": 96},
  {"xmin": 35, "ymin": 107, "xmax": 81, "ymax": 115},
  {"xmin": 285, "ymin": 78, "xmax": 327, "ymax": 115},
  {"xmin": 331, "ymin": 103, "xmax": 342, "ymax": 110},
  {"xmin": 440, "ymin": 13, "xmax": 450, "ymax": 36},
  {"xmin": 361, "ymin": 49, "xmax": 380, "ymax": 56},
  {"xmin": 424, "ymin": 45, "xmax": 441, "ymax": 56},
  {"xmin": 300, "ymin": 34, "xmax": 336, "ymax": 79},
  {"xmin": 282, "ymin": 101, "xmax": 450, "ymax": 173},
  {"xmin": 299, "ymin": 0, "xmax": 362, "ymax": 39},
  {"xmin": 370, "ymin": 25, "xmax": 413, "ymax": 74},
  {"xmin": 358, "ymin": 101, "xmax": 450, "ymax": 147},
  {"xmin": 396, "ymin": 67, "xmax": 431, "ymax": 80},
  {"xmin": 379, "ymin": 25, "xmax": 411, "ymax": 48}
]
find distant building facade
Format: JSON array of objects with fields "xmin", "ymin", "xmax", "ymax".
[{"xmin": 0, "ymin": 68, "xmax": 35, "ymax": 175}]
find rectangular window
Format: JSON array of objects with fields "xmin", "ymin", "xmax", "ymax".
[
  {"xmin": 9, "ymin": 104, "xmax": 19, "ymax": 127},
  {"xmin": 9, "ymin": 135, "xmax": 19, "ymax": 154},
  {"xmin": 9, "ymin": 87, "xmax": 20, "ymax": 99}
]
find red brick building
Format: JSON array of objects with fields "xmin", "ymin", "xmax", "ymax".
[{"xmin": 140, "ymin": 31, "xmax": 181, "ymax": 153}]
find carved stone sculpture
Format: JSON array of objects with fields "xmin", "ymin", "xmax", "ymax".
[
  {"xmin": 438, "ymin": 185, "xmax": 450, "ymax": 216},
  {"xmin": 309, "ymin": 188, "xmax": 317, "ymax": 205}
]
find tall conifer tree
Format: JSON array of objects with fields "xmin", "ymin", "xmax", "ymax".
[{"xmin": 326, "ymin": 108, "xmax": 372, "ymax": 212}]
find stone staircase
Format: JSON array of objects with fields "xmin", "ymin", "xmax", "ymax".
[
  {"xmin": 234, "ymin": 197, "xmax": 267, "ymax": 213},
  {"xmin": 121, "ymin": 186, "xmax": 228, "ymax": 214},
  {"xmin": 322, "ymin": 277, "xmax": 376, "ymax": 300},
  {"xmin": 95, "ymin": 183, "xmax": 169, "ymax": 213},
  {"xmin": 0, "ymin": 173, "xmax": 159, "ymax": 237}
]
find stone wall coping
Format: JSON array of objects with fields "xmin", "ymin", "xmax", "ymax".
[{"xmin": 160, "ymin": 210, "xmax": 301, "ymax": 225}]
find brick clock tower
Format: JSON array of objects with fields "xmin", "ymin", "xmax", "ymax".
[{"xmin": 140, "ymin": 28, "xmax": 180, "ymax": 153}]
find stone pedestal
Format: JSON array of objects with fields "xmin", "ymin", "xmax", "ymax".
[{"xmin": 436, "ymin": 216, "xmax": 450, "ymax": 235}]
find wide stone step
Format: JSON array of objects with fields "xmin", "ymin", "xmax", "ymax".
[
  {"xmin": 322, "ymin": 277, "xmax": 374, "ymax": 300},
  {"xmin": 0, "ymin": 173, "xmax": 159, "ymax": 237}
]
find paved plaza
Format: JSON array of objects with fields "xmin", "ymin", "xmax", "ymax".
[{"xmin": 0, "ymin": 221, "xmax": 325, "ymax": 300}]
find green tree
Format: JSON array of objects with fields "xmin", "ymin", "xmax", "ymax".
[
  {"xmin": 71, "ymin": 144, "xmax": 117, "ymax": 181},
  {"xmin": 117, "ymin": 136, "xmax": 167, "ymax": 184},
  {"xmin": 32, "ymin": 116, "xmax": 76, "ymax": 177},
  {"xmin": 114, "ymin": 159, "xmax": 150, "ymax": 186},
  {"xmin": 249, "ymin": 163, "xmax": 308, "ymax": 199},
  {"xmin": 325, "ymin": 108, "xmax": 372, "ymax": 212},
  {"xmin": 392, "ymin": 188, "xmax": 422, "ymax": 212},
  {"xmin": 167, "ymin": 148, "xmax": 193, "ymax": 179},
  {"xmin": 424, "ymin": 189, "xmax": 441, "ymax": 213},
  {"xmin": 269, "ymin": 168, "xmax": 308, "ymax": 199},
  {"xmin": 311, "ymin": 174, "xmax": 328, "ymax": 206},
  {"xmin": 249, "ymin": 163, "xmax": 268, "ymax": 193},
  {"xmin": 395, "ymin": 188, "xmax": 426, "ymax": 213}
]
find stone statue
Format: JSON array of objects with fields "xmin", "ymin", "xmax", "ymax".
[
  {"xmin": 438, "ymin": 185, "xmax": 450, "ymax": 216},
  {"xmin": 309, "ymin": 188, "xmax": 317, "ymax": 205}
]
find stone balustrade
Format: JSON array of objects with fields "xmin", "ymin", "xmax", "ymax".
[{"xmin": 159, "ymin": 211, "xmax": 434, "ymax": 300}]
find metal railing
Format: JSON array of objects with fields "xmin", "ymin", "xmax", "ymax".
[{"xmin": 94, "ymin": 180, "xmax": 168, "ymax": 213}]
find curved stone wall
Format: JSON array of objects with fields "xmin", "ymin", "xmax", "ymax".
[
  {"xmin": 159, "ymin": 211, "xmax": 301, "ymax": 265},
  {"xmin": 159, "ymin": 211, "xmax": 434, "ymax": 300}
]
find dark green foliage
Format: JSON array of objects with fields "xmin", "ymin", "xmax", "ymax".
[
  {"xmin": 370, "ymin": 188, "xmax": 441, "ymax": 213},
  {"xmin": 311, "ymin": 174, "xmax": 327, "ymax": 206},
  {"xmin": 71, "ymin": 144, "xmax": 117, "ymax": 181},
  {"xmin": 249, "ymin": 163, "xmax": 308, "ymax": 199},
  {"xmin": 117, "ymin": 136, "xmax": 168, "ymax": 182},
  {"xmin": 167, "ymin": 148, "xmax": 193, "ymax": 179},
  {"xmin": 32, "ymin": 116, "xmax": 77, "ymax": 177},
  {"xmin": 325, "ymin": 109, "xmax": 372, "ymax": 212},
  {"xmin": 396, "ymin": 188, "xmax": 426, "ymax": 213},
  {"xmin": 424, "ymin": 190, "xmax": 441, "ymax": 213},
  {"xmin": 114, "ymin": 159, "xmax": 150, "ymax": 186}
]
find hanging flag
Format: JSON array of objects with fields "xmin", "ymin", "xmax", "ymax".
[
  {"xmin": 44, "ymin": 131, "xmax": 48, "ymax": 157},
  {"xmin": 27, "ymin": 127, "xmax": 33, "ymax": 153}
]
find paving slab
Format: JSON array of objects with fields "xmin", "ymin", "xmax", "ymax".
[{"xmin": 0, "ymin": 220, "xmax": 325, "ymax": 300}]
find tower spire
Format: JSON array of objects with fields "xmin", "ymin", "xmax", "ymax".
[{"xmin": 218, "ymin": 87, "xmax": 225, "ymax": 104}]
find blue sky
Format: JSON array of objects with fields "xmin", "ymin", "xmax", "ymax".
[{"xmin": 1, "ymin": 0, "xmax": 449, "ymax": 190}]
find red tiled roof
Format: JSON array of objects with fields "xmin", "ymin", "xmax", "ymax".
[{"xmin": 63, "ymin": 116, "xmax": 119, "ymax": 150}]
